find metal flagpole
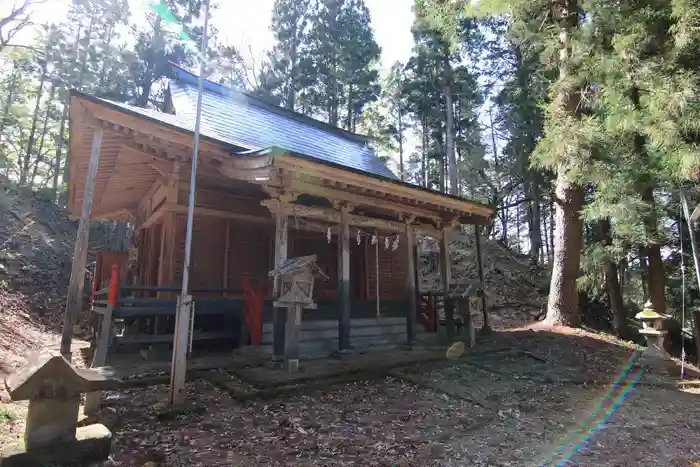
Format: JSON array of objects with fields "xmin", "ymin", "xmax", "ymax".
[
  {"xmin": 169, "ymin": 0, "xmax": 210, "ymax": 407},
  {"xmin": 680, "ymin": 191, "xmax": 700, "ymax": 292}
]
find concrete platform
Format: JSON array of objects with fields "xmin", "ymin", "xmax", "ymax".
[
  {"xmin": 260, "ymin": 316, "xmax": 431, "ymax": 359},
  {"xmin": 231, "ymin": 344, "xmax": 448, "ymax": 387}
]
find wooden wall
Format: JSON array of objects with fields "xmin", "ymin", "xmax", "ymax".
[
  {"xmin": 94, "ymin": 251, "xmax": 130, "ymax": 289},
  {"xmin": 365, "ymin": 238, "xmax": 408, "ymax": 301},
  {"xmin": 136, "ymin": 191, "xmax": 409, "ymax": 303}
]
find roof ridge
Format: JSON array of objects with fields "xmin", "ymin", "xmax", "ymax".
[{"xmin": 169, "ymin": 63, "xmax": 371, "ymax": 146}]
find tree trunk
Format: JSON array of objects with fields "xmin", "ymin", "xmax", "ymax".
[
  {"xmin": 98, "ymin": 21, "xmax": 114, "ymax": 89},
  {"xmin": 285, "ymin": 6, "xmax": 301, "ymax": 111},
  {"xmin": 30, "ymin": 82, "xmax": 55, "ymax": 186},
  {"xmin": 443, "ymin": 51, "xmax": 457, "ymax": 195},
  {"xmin": 618, "ymin": 256, "xmax": 627, "ymax": 298},
  {"xmin": 545, "ymin": 0, "xmax": 583, "ymax": 327},
  {"xmin": 421, "ymin": 114, "xmax": 427, "ymax": 187},
  {"xmin": 527, "ymin": 180, "xmax": 543, "ymax": 265},
  {"xmin": 345, "ymin": 84, "xmax": 353, "ymax": 131},
  {"xmin": 398, "ymin": 105, "xmax": 404, "ymax": 181},
  {"xmin": 77, "ymin": 16, "xmax": 95, "ymax": 90},
  {"xmin": 0, "ymin": 64, "xmax": 18, "ymax": 136},
  {"xmin": 545, "ymin": 173, "xmax": 584, "ymax": 326},
  {"xmin": 500, "ymin": 202, "xmax": 508, "ymax": 246},
  {"xmin": 642, "ymin": 186, "xmax": 665, "ymax": 313},
  {"xmin": 639, "ymin": 245, "xmax": 649, "ymax": 298},
  {"xmin": 631, "ymin": 74, "xmax": 665, "ymax": 313},
  {"xmin": 22, "ymin": 62, "xmax": 47, "ymax": 186},
  {"xmin": 601, "ymin": 219, "xmax": 626, "ymax": 336},
  {"xmin": 549, "ymin": 198, "xmax": 555, "ymax": 263},
  {"xmin": 53, "ymin": 94, "xmax": 69, "ymax": 196},
  {"xmin": 516, "ymin": 202, "xmax": 522, "ymax": 253},
  {"xmin": 59, "ymin": 26, "xmax": 84, "ymax": 188},
  {"xmin": 541, "ymin": 203, "xmax": 549, "ymax": 262}
]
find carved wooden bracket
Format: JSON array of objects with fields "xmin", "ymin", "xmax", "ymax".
[{"xmin": 332, "ymin": 200, "xmax": 355, "ymax": 212}]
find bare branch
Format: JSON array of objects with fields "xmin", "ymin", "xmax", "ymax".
[{"xmin": 0, "ymin": 0, "xmax": 46, "ymax": 52}]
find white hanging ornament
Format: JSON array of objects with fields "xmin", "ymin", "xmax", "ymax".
[
  {"xmin": 327, "ymin": 227, "xmax": 331, "ymax": 243},
  {"xmin": 371, "ymin": 233, "xmax": 377, "ymax": 245},
  {"xmin": 384, "ymin": 237, "xmax": 390, "ymax": 250},
  {"xmin": 392, "ymin": 235, "xmax": 400, "ymax": 251},
  {"xmin": 356, "ymin": 229, "xmax": 361, "ymax": 245}
]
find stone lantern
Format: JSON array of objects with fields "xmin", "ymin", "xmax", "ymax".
[
  {"xmin": 269, "ymin": 255, "xmax": 328, "ymax": 371},
  {"xmin": 635, "ymin": 300, "xmax": 671, "ymax": 364}
]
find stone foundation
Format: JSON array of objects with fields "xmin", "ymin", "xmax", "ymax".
[{"xmin": 1, "ymin": 423, "xmax": 112, "ymax": 467}]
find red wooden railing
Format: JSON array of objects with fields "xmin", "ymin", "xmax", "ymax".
[
  {"xmin": 242, "ymin": 272, "xmax": 264, "ymax": 345},
  {"xmin": 418, "ymin": 292, "xmax": 439, "ymax": 332},
  {"xmin": 107, "ymin": 264, "xmax": 120, "ymax": 308}
]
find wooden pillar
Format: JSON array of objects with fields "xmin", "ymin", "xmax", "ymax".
[
  {"xmin": 440, "ymin": 227, "xmax": 455, "ymax": 339},
  {"xmin": 223, "ymin": 220, "xmax": 231, "ymax": 290},
  {"xmin": 158, "ymin": 164, "xmax": 179, "ymax": 298},
  {"xmin": 272, "ymin": 198, "xmax": 289, "ymax": 364},
  {"xmin": 475, "ymin": 225, "xmax": 490, "ymax": 332},
  {"xmin": 338, "ymin": 204, "xmax": 351, "ymax": 352},
  {"xmin": 405, "ymin": 218, "xmax": 417, "ymax": 344},
  {"xmin": 85, "ymin": 264, "xmax": 119, "ymax": 414},
  {"xmin": 60, "ymin": 126, "xmax": 103, "ymax": 359},
  {"xmin": 285, "ymin": 303, "xmax": 302, "ymax": 372}
]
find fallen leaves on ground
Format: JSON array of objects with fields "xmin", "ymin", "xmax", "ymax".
[{"xmin": 88, "ymin": 330, "xmax": 700, "ymax": 467}]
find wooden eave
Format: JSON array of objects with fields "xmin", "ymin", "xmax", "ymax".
[
  {"xmin": 271, "ymin": 153, "xmax": 493, "ymax": 223},
  {"xmin": 67, "ymin": 91, "xmax": 494, "ymax": 228},
  {"xmin": 67, "ymin": 93, "xmax": 235, "ymax": 221}
]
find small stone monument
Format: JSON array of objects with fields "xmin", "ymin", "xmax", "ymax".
[
  {"xmin": 635, "ymin": 300, "xmax": 672, "ymax": 366},
  {"xmin": 269, "ymin": 255, "xmax": 328, "ymax": 372},
  {"xmin": 1, "ymin": 351, "xmax": 119, "ymax": 466}
]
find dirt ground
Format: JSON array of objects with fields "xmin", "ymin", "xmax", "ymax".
[{"xmin": 3, "ymin": 326, "xmax": 699, "ymax": 467}]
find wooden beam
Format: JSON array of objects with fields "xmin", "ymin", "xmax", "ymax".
[
  {"xmin": 405, "ymin": 220, "xmax": 417, "ymax": 345},
  {"xmin": 440, "ymin": 228, "xmax": 455, "ymax": 339},
  {"xmin": 338, "ymin": 203, "xmax": 351, "ymax": 351},
  {"xmin": 61, "ymin": 127, "xmax": 103, "ymax": 359},
  {"xmin": 78, "ymin": 99, "xmax": 229, "ymax": 159},
  {"xmin": 691, "ymin": 203, "xmax": 700, "ymax": 223},
  {"xmin": 138, "ymin": 180, "xmax": 165, "ymax": 222},
  {"xmin": 157, "ymin": 220, "xmax": 169, "ymax": 286},
  {"xmin": 217, "ymin": 163, "xmax": 279, "ymax": 184},
  {"xmin": 275, "ymin": 156, "xmax": 493, "ymax": 219},
  {"xmin": 90, "ymin": 207, "xmax": 132, "ymax": 220},
  {"xmin": 140, "ymin": 203, "xmax": 168, "ymax": 230},
  {"xmin": 171, "ymin": 204, "xmax": 272, "ymax": 225},
  {"xmin": 223, "ymin": 220, "xmax": 231, "ymax": 289},
  {"xmin": 271, "ymin": 198, "xmax": 289, "ymax": 364},
  {"xmin": 475, "ymin": 225, "xmax": 489, "ymax": 333},
  {"xmin": 289, "ymin": 179, "xmax": 444, "ymax": 221},
  {"xmin": 260, "ymin": 200, "xmax": 443, "ymax": 237}
]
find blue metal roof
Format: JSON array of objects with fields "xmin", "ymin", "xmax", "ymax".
[{"xmin": 168, "ymin": 65, "xmax": 398, "ymax": 180}]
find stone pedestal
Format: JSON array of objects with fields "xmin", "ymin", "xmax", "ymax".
[
  {"xmin": 25, "ymin": 396, "xmax": 81, "ymax": 449},
  {"xmin": 635, "ymin": 301, "xmax": 672, "ymax": 366},
  {"xmin": 3, "ymin": 351, "xmax": 119, "ymax": 466},
  {"xmin": 2, "ymin": 423, "xmax": 112, "ymax": 467}
]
